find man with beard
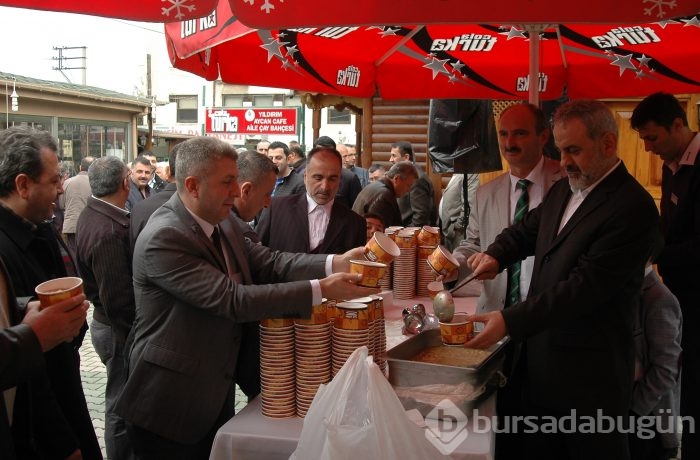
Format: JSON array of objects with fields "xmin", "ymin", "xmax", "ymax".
[{"xmin": 465, "ymin": 100, "xmax": 659, "ymax": 459}]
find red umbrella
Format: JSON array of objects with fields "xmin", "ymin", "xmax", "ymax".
[
  {"xmin": 228, "ymin": 0, "xmax": 700, "ymax": 28},
  {"xmin": 166, "ymin": 1, "xmax": 700, "ymax": 102},
  {"xmin": 0, "ymin": 0, "xmax": 217, "ymax": 21}
]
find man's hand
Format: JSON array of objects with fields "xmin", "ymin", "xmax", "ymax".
[
  {"xmin": 22, "ymin": 294, "xmax": 88, "ymax": 352},
  {"xmin": 331, "ymin": 247, "xmax": 366, "ymax": 273},
  {"xmin": 466, "ymin": 252, "xmax": 500, "ymax": 280},
  {"xmin": 319, "ymin": 272, "xmax": 380, "ymax": 301},
  {"xmin": 464, "ymin": 311, "xmax": 507, "ymax": 349}
]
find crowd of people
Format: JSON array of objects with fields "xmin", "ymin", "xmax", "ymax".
[{"xmin": 1, "ymin": 92, "xmax": 697, "ymax": 460}]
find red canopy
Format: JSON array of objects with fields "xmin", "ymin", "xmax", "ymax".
[
  {"xmin": 0, "ymin": 0, "xmax": 217, "ymax": 22},
  {"xmin": 166, "ymin": 1, "xmax": 700, "ymax": 101},
  {"xmin": 228, "ymin": 0, "xmax": 700, "ymax": 28}
]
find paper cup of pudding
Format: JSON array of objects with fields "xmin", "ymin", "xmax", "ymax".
[
  {"xmin": 349, "ymin": 259, "xmax": 387, "ymax": 288},
  {"xmin": 334, "ymin": 302, "xmax": 369, "ymax": 330},
  {"xmin": 364, "ymin": 231, "xmax": 400, "ymax": 264},
  {"xmin": 295, "ymin": 300, "xmax": 328, "ymax": 325},
  {"xmin": 35, "ymin": 277, "xmax": 83, "ymax": 309},
  {"xmin": 439, "ymin": 313, "xmax": 473, "ymax": 345},
  {"xmin": 426, "ymin": 245, "xmax": 459, "ymax": 277},
  {"xmin": 417, "ymin": 225, "xmax": 441, "ymax": 247},
  {"xmin": 261, "ymin": 318, "xmax": 295, "ymax": 328}
]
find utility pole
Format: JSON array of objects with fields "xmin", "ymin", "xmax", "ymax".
[
  {"xmin": 145, "ymin": 54, "xmax": 154, "ymax": 152},
  {"xmin": 52, "ymin": 46, "xmax": 87, "ymax": 85}
]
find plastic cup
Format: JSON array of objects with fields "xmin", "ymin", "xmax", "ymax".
[{"xmin": 35, "ymin": 277, "xmax": 83, "ymax": 309}]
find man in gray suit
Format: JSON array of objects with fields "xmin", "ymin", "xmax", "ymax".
[
  {"xmin": 115, "ymin": 137, "xmax": 377, "ymax": 459},
  {"xmin": 453, "ymin": 103, "xmax": 562, "ymax": 311}
]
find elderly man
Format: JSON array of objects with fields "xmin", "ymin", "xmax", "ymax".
[
  {"xmin": 257, "ymin": 146, "xmax": 366, "ymax": 254},
  {"xmin": 0, "ymin": 126, "xmax": 101, "ymax": 459},
  {"xmin": 115, "ymin": 137, "xmax": 377, "ymax": 459},
  {"xmin": 631, "ymin": 92, "xmax": 700, "ymax": 458},
  {"xmin": 465, "ymin": 100, "xmax": 659, "ymax": 459},
  {"xmin": 451, "ymin": 103, "xmax": 562, "ymax": 459},
  {"xmin": 75, "ymin": 156, "xmax": 135, "ymax": 460},
  {"xmin": 352, "ymin": 161, "xmax": 418, "ymax": 227}
]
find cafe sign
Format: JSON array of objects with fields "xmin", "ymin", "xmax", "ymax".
[{"xmin": 205, "ymin": 107, "xmax": 298, "ymax": 135}]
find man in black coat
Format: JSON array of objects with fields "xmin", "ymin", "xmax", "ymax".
[
  {"xmin": 0, "ymin": 126, "xmax": 101, "ymax": 459},
  {"xmin": 466, "ymin": 100, "xmax": 659, "ymax": 459},
  {"xmin": 257, "ymin": 146, "xmax": 366, "ymax": 255}
]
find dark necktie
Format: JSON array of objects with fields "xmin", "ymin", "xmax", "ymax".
[
  {"xmin": 211, "ymin": 226, "xmax": 226, "ymax": 264},
  {"xmin": 507, "ymin": 179, "xmax": 531, "ymax": 307}
]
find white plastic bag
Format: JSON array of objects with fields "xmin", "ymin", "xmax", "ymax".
[{"xmin": 290, "ymin": 346, "xmax": 438, "ymax": 459}]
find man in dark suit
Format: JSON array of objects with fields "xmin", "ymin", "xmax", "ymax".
[
  {"xmin": 125, "ymin": 156, "xmax": 153, "ymax": 211},
  {"xmin": 1, "ymin": 257, "xmax": 88, "ymax": 460},
  {"xmin": 130, "ymin": 147, "xmax": 179, "ymax": 248},
  {"xmin": 257, "ymin": 146, "xmax": 366, "ymax": 254},
  {"xmin": 115, "ymin": 137, "xmax": 378, "ymax": 459},
  {"xmin": 631, "ymin": 92, "xmax": 700, "ymax": 458},
  {"xmin": 232, "ymin": 150, "xmax": 277, "ymax": 244},
  {"xmin": 0, "ymin": 126, "xmax": 102, "ymax": 459},
  {"xmin": 466, "ymin": 100, "xmax": 659, "ymax": 459},
  {"xmin": 314, "ymin": 136, "xmax": 362, "ymax": 208},
  {"xmin": 389, "ymin": 140, "xmax": 437, "ymax": 226}
]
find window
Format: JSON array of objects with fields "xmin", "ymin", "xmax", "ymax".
[
  {"xmin": 171, "ymin": 95, "xmax": 198, "ymax": 123},
  {"xmin": 327, "ymin": 107, "xmax": 351, "ymax": 124}
]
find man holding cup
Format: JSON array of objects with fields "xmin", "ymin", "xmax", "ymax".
[{"xmin": 0, "ymin": 126, "xmax": 101, "ymax": 458}]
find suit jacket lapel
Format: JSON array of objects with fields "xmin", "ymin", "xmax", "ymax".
[
  {"xmin": 167, "ymin": 193, "xmax": 228, "ymax": 274},
  {"xmin": 294, "ymin": 194, "xmax": 311, "ymax": 252},
  {"xmin": 321, "ymin": 201, "xmax": 344, "ymax": 252}
]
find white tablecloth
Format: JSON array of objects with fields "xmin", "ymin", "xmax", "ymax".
[{"xmin": 209, "ymin": 292, "xmax": 491, "ymax": 460}]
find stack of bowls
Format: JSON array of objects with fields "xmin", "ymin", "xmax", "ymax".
[
  {"xmin": 370, "ymin": 294, "xmax": 388, "ymax": 375},
  {"xmin": 393, "ymin": 229, "xmax": 417, "ymax": 299},
  {"xmin": 332, "ymin": 302, "xmax": 370, "ymax": 376},
  {"xmin": 294, "ymin": 301, "xmax": 332, "ymax": 417}
]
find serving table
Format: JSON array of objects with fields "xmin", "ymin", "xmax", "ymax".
[{"xmin": 209, "ymin": 292, "xmax": 495, "ymax": 460}]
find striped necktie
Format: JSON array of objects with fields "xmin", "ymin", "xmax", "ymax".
[{"xmin": 507, "ymin": 179, "xmax": 531, "ymax": 307}]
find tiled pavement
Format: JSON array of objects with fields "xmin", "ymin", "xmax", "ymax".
[{"xmin": 78, "ymin": 306, "xmax": 249, "ymax": 459}]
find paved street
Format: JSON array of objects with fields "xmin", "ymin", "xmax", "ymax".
[{"xmin": 78, "ymin": 306, "xmax": 249, "ymax": 459}]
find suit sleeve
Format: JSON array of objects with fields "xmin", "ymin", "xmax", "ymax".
[
  {"xmin": 499, "ymin": 188, "xmax": 658, "ymax": 341},
  {"xmin": 631, "ymin": 281, "xmax": 683, "ymax": 416},
  {"xmin": 255, "ymin": 206, "xmax": 272, "ymax": 247},
  {"xmin": 0, "ymin": 324, "xmax": 43, "ymax": 390},
  {"xmin": 407, "ymin": 177, "xmax": 435, "ymax": 226}
]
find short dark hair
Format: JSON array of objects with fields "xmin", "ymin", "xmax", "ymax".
[
  {"xmin": 132, "ymin": 156, "xmax": 152, "ymax": 169},
  {"xmin": 238, "ymin": 150, "xmax": 278, "ymax": 183},
  {"xmin": 391, "ymin": 141, "xmax": 414, "ymax": 161},
  {"xmin": 268, "ymin": 141, "xmax": 289, "ymax": 156},
  {"xmin": 168, "ymin": 144, "xmax": 180, "ymax": 177},
  {"xmin": 365, "ymin": 212, "xmax": 385, "ymax": 227},
  {"xmin": 631, "ymin": 92, "xmax": 688, "ymax": 130},
  {"xmin": 289, "ymin": 145, "xmax": 306, "ymax": 159},
  {"xmin": 314, "ymin": 136, "xmax": 336, "ymax": 149},
  {"xmin": 0, "ymin": 126, "xmax": 58, "ymax": 197},
  {"xmin": 369, "ymin": 163, "xmax": 386, "ymax": 174}
]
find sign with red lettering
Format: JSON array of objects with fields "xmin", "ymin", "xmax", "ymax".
[{"xmin": 205, "ymin": 107, "xmax": 298, "ymax": 135}]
